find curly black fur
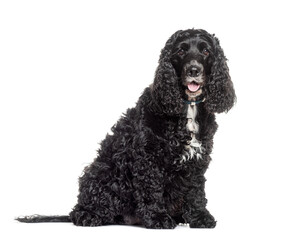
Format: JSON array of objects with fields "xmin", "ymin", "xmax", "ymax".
[{"xmin": 16, "ymin": 29, "xmax": 235, "ymax": 229}]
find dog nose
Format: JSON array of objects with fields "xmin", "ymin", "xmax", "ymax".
[{"xmin": 187, "ymin": 67, "xmax": 200, "ymax": 77}]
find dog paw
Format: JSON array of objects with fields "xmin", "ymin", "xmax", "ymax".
[
  {"xmin": 70, "ymin": 210, "xmax": 102, "ymax": 227},
  {"xmin": 144, "ymin": 214, "xmax": 177, "ymax": 229},
  {"xmin": 189, "ymin": 211, "xmax": 216, "ymax": 228}
]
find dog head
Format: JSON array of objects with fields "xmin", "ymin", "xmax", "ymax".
[{"xmin": 151, "ymin": 29, "xmax": 236, "ymax": 115}]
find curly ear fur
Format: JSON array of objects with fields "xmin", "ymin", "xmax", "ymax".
[
  {"xmin": 151, "ymin": 30, "xmax": 185, "ymax": 116},
  {"xmin": 204, "ymin": 36, "xmax": 236, "ymax": 113}
]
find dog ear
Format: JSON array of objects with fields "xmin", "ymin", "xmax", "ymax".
[
  {"xmin": 151, "ymin": 30, "xmax": 185, "ymax": 116},
  {"xmin": 204, "ymin": 36, "xmax": 236, "ymax": 113}
]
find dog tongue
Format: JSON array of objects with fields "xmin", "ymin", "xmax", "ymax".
[{"xmin": 188, "ymin": 82, "xmax": 200, "ymax": 92}]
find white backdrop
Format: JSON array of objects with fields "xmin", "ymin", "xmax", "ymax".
[{"xmin": 1, "ymin": 0, "xmax": 295, "ymax": 239}]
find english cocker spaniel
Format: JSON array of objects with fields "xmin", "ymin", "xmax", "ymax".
[{"xmin": 17, "ymin": 29, "xmax": 236, "ymax": 229}]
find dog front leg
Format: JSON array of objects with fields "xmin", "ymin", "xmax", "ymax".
[
  {"xmin": 182, "ymin": 176, "xmax": 216, "ymax": 228},
  {"xmin": 132, "ymin": 161, "xmax": 177, "ymax": 229}
]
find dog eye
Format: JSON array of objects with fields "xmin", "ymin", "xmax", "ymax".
[
  {"xmin": 178, "ymin": 49, "xmax": 185, "ymax": 56},
  {"xmin": 202, "ymin": 48, "xmax": 209, "ymax": 56}
]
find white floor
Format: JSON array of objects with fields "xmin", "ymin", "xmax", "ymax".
[{"xmin": 2, "ymin": 215, "xmax": 293, "ymax": 240}]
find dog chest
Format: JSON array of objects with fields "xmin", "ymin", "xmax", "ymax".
[{"xmin": 181, "ymin": 104, "xmax": 203, "ymax": 162}]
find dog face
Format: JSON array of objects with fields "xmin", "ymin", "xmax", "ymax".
[
  {"xmin": 171, "ymin": 31, "xmax": 214, "ymax": 99},
  {"xmin": 152, "ymin": 29, "xmax": 235, "ymax": 115}
]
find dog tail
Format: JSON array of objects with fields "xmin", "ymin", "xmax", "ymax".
[{"xmin": 16, "ymin": 214, "xmax": 71, "ymax": 223}]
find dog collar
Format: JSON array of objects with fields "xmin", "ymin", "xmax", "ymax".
[{"xmin": 183, "ymin": 98, "xmax": 205, "ymax": 105}]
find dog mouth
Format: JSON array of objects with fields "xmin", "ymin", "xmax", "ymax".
[
  {"xmin": 187, "ymin": 81, "xmax": 200, "ymax": 93},
  {"xmin": 184, "ymin": 81, "xmax": 203, "ymax": 98}
]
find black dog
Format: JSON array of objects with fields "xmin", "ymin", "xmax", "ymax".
[{"xmin": 17, "ymin": 29, "xmax": 236, "ymax": 229}]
